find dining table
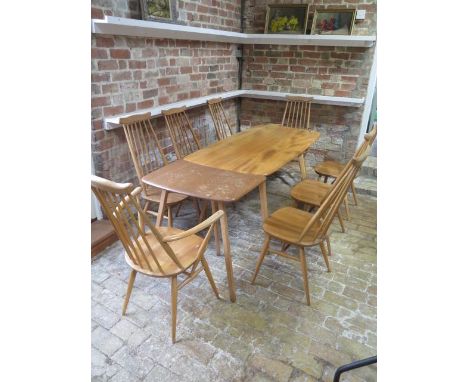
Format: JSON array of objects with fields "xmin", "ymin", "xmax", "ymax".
[{"xmin": 142, "ymin": 123, "xmax": 320, "ymax": 302}]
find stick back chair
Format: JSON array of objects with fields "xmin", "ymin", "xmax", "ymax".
[
  {"xmin": 314, "ymin": 124, "xmax": 377, "ymax": 210},
  {"xmin": 120, "ymin": 112, "xmax": 188, "ymax": 227},
  {"xmin": 281, "ymin": 95, "xmax": 313, "ymax": 130},
  {"xmin": 290, "ymin": 129, "xmax": 376, "ymax": 232},
  {"xmin": 91, "ymin": 175, "xmax": 223, "ymax": 343},
  {"xmin": 207, "ymin": 98, "xmax": 233, "ymax": 141},
  {"xmin": 251, "ymin": 147, "xmax": 371, "ymax": 305},
  {"xmin": 162, "ymin": 106, "xmax": 201, "ymax": 159}
]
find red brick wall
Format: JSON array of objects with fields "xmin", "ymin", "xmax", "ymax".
[
  {"xmin": 91, "ymin": 0, "xmax": 241, "ymax": 183},
  {"xmin": 241, "ymin": 0, "xmax": 376, "ymax": 165},
  {"xmin": 177, "ymin": 0, "xmax": 241, "ymax": 31},
  {"xmin": 91, "ymin": 0, "xmax": 376, "ymax": 182}
]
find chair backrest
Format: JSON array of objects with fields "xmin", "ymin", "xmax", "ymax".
[
  {"xmin": 368, "ymin": 123, "xmax": 377, "ymax": 146},
  {"xmin": 91, "ymin": 175, "xmax": 184, "ymax": 275},
  {"xmin": 356, "ymin": 124, "xmax": 377, "ymax": 157},
  {"xmin": 162, "ymin": 106, "xmax": 201, "ymax": 159},
  {"xmin": 120, "ymin": 112, "xmax": 168, "ymax": 195},
  {"xmin": 207, "ymin": 98, "xmax": 233, "ymax": 141},
  {"xmin": 299, "ymin": 147, "xmax": 371, "ymax": 243},
  {"xmin": 281, "ymin": 95, "xmax": 313, "ymax": 130}
]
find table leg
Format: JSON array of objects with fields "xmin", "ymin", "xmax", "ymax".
[
  {"xmin": 298, "ymin": 153, "xmax": 307, "ymax": 180},
  {"xmin": 156, "ymin": 190, "xmax": 168, "ymax": 227},
  {"xmin": 259, "ymin": 181, "xmax": 269, "ymax": 222},
  {"xmin": 217, "ymin": 201, "xmax": 236, "ymax": 303},
  {"xmin": 211, "ymin": 200, "xmax": 221, "ymax": 256}
]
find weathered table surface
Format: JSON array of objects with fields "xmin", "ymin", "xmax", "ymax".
[
  {"xmin": 142, "ymin": 160, "xmax": 265, "ymax": 203},
  {"xmin": 142, "ymin": 160, "xmax": 267, "ymax": 303}
]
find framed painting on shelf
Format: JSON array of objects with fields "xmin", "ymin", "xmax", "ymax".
[
  {"xmin": 311, "ymin": 8, "xmax": 356, "ymax": 35},
  {"xmin": 264, "ymin": 4, "xmax": 310, "ymax": 34},
  {"xmin": 140, "ymin": 0, "xmax": 172, "ymax": 21}
]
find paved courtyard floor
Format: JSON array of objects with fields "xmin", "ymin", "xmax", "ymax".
[{"xmin": 92, "ymin": 166, "xmax": 377, "ymax": 381}]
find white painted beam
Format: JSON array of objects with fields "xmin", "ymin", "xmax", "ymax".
[
  {"xmin": 357, "ymin": 45, "xmax": 377, "ymax": 146},
  {"xmin": 243, "ymin": 33, "xmax": 375, "ymax": 47},
  {"xmin": 103, "ymin": 89, "xmax": 364, "ymax": 130},
  {"xmin": 92, "ymin": 16, "xmax": 244, "ymax": 44},
  {"xmin": 92, "ymin": 16, "xmax": 376, "ymax": 47},
  {"xmin": 104, "ymin": 90, "xmax": 244, "ymax": 129}
]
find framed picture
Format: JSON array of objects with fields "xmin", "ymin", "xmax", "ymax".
[
  {"xmin": 140, "ymin": 0, "xmax": 172, "ymax": 21},
  {"xmin": 264, "ymin": 4, "xmax": 310, "ymax": 34},
  {"xmin": 311, "ymin": 8, "xmax": 356, "ymax": 35}
]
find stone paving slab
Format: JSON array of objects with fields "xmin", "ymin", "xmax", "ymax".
[{"xmin": 92, "ymin": 168, "xmax": 377, "ymax": 381}]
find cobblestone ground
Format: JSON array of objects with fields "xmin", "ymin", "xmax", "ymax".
[{"xmin": 92, "ymin": 165, "xmax": 377, "ymax": 382}]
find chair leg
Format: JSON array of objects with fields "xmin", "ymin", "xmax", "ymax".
[
  {"xmin": 174, "ymin": 201, "xmax": 183, "ymax": 217},
  {"xmin": 201, "ymin": 255, "xmax": 220, "ymax": 299},
  {"xmin": 299, "ymin": 247, "xmax": 311, "ymax": 305},
  {"xmin": 191, "ymin": 198, "xmax": 200, "ymax": 216},
  {"xmin": 211, "ymin": 201, "xmax": 221, "ymax": 256},
  {"xmin": 198, "ymin": 200, "xmax": 208, "ymax": 223},
  {"xmin": 343, "ymin": 197, "xmax": 350, "ymax": 220},
  {"xmin": 251, "ymin": 235, "xmax": 270, "ymax": 284},
  {"xmin": 171, "ymin": 276, "xmax": 178, "ymax": 344},
  {"xmin": 167, "ymin": 205, "xmax": 173, "ymax": 227},
  {"xmin": 122, "ymin": 270, "xmax": 137, "ymax": 315},
  {"xmin": 336, "ymin": 210, "xmax": 346, "ymax": 233},
  {"xmin": 319, "ymin": 241, "xmax": 332, "ymax": 272},
  {"xmin": 325, "ymin": 236, "xmax": 332, "ymax": 257},
  {"xmin": 351, "ymin": 182, "xmax": 358, "ymax": 206}
]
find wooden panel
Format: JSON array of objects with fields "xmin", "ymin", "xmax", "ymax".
[
  {"xmin": 185, "ymin": 124, "xmax": 320, "ymax": 176},
  {"xmin": 142, "ymin": 160, "xmax": 265, "ymax": 202}
]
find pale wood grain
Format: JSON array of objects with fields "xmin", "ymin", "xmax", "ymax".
[
  {"xmin": 162, "ymin": 106, "xmax": 201, "ymax": 159},
  {"xmin": 91, "ymin": 175, "xmax": 223, "ymax": 343},
  {"xmin": 185, "ymin": 123, "xmax": 319, "ymax": 176},
  {"xmin": 252, "ymin": 147, "xmax": 371, "ymax": 305},
  {"xmin": 207, "ymin": 98, "xmax": 233, "ymax": 141}
]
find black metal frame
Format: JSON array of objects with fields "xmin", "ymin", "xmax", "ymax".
[{"xmin": 333, "ymin": 356, "xmax": 377, "ymax": 382}]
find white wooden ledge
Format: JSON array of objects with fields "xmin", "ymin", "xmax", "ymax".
[
  {"xmin": 92, "ymin": 16, "xmax": 376, "ymax": 47},
  {"xmin": 103, "ymin": 90, "xmax": 364, "ymax": 130}
]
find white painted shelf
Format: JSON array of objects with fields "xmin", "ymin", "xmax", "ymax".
[
  {"xmin": 92, "ymin": 16, "xmax": 376, "ymax": 47},
  {"xmin": 104, "ymin": 90, "xmax": 364, "ymax": 130}
]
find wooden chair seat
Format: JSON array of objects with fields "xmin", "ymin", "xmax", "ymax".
[
  {"xmin": 92, "ymin": 175, "xmax": 224, "ymax": 343},
  {"xmin": 290, "ymin": 179, "xmax": 332, "ymax": 207},
  {"xmin": 314, "ymin": 160, "xmax": 345, "ymax": 179},
  {"xmin": 143, "ymin": 188, "xmax": 188, "ymax": 205},
  {"xmin": 252, "ymin": 147, "xmax": 371, "ymax": 306},
  {"xmin": 127, "ymin": 227, "xmax": 203, "ymax": 277},
  {"xmin": 290, "ymin": 179, "xmax": 345, "ymax": 232},
  {"xmin": 263, "ymin": 207, "xmax": 321, "ymax": 246}
]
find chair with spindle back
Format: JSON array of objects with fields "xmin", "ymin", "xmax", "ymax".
[
  {"xmin": 162, "ymin": 106, "xmax": 210, "ymax": 220},
  {"xmin": 290, "ymin": 130, "xmax": 376, "ymax": 232},
  {"xmin": 207, "ymin": 98, "xmax": 233, "ymax": 141},
  {"xmin": 91, "ymin": 175, "xmax": 224, "ymax": 343},
  {"xmin": 120, "ymin": 112, "xmax": 188, "ymax": 227},
  {"xmin": 162, "ymin": 106, "xmax": 201, "ymax": 159},
  {"xmin": 281, "ymin": 95, "xmax": 313, "ymax": 130},
  {"xmin": 251, "ymin": 147, "xmax": 371, "ymax": 305},
  {"xmin": 314, "ymin": 124, "xmax": 377, "ymax": 212},
  {"xmin": 280, "ymin": 96, "xmax": 314, "ymax": 180}
]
